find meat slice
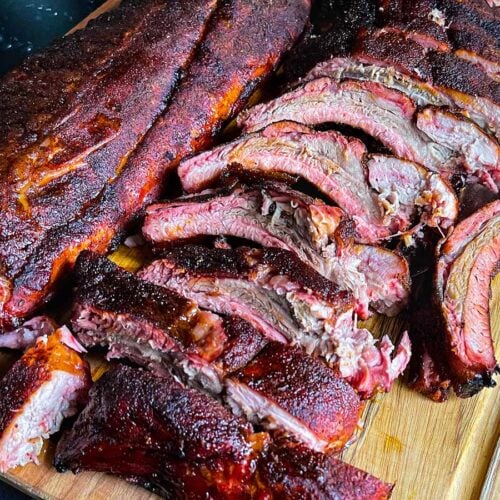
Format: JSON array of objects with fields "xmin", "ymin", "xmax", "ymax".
[
  {"xmin": 239, "ymin": 78, "xmax": 498, "ymax": 189},
  {"xmin": 178, "ymin": 122, "xmax": 457, "ymax": 242},
  {"xmin": 140, "ymin": 245, "xmax": 354, "ymax": 348},
  {"xmin": 71, "ymin": 253, "xmax": 362, "ymax": 449},
  {"xmin": 366, "ymin": 155, "xmax": 458, "ymax": 232},
  {"xmin": 435, "ymin": 200, "xmax": 500, "ymax": 397},
  {"xmin": 353, "ymin": 27, "xmax": 435, "ymax": 80},
  {"xmin": 71, "ymin": 251, "xmax": 228, "ymax": 392},
  {"xmin": 448, "ymin": 21, "xmax": 500, "ymax": 79},
  {"xmin": 377, "ymin": 0, "xmax": 451, "ymax": 52},
  {"xmin": 54, "ymin": 364, "xmax": 259, "ymax": 498},
  {"xmin": 238, "ymin": 79, "xmax": 457, "ymax": 171},
  {"xmin": 54, "ymin": 364, "xmax": 389, "ymax": 498},
  {"xmin": 416, "ymin": 107, "xmax": 500, "ymax": 191},
  {"xmin": 143, "ymin": 184, "xmax": 412, "ymax": 317},
  {"xmin": 0, "ymin": 327, "xmax": 91, "ymax": 472},
  {"xmin": 0, "ymin": 0, "xmax": 310, "ymax": 331},
  {"xmin": 305, "ymin": 57, "xmax": 500, "ymax": 139},
  {"xmin": 0, "ymin": 0, "xmax": 217, "ymax": 330},
  {"xmin": 140, "ymin": 246, "xmax": 411, "ymax": 398},
  {"xmin": 257, "ymin": 443, "xmax": 393, "ymax": 499},
  {"xmin": 226, "ymin": 342, "xmax": 361, "ymax": 452},
  {"xmin": 0, "ymin": 316, "xmax": 56, "ymax": 350}
]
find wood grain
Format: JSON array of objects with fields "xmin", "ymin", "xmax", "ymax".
[{"xmin": 1, "ymin": 1, "xmax": 499, "ymax": 498}]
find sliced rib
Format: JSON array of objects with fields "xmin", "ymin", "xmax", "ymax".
[
  {"xmin": 435, "ymin": 200, "xmax": 500, "ymax": 397},
  {"xmin": 226, "ymin": 342, "xmax": 361, "ymax": 452},
  {"xmin": 0, "ymin": 316, "xmax": 56, "ymax": 350},
  {"xmin": 54, "ymin": 364, "xmax": 390, "ymax": 498},
  {"xmin": 238, "ymin": 78, "xmax": 456, "ymax": 172},
  {"xmin": 71, "ymin": 252, "xmax": 361, "ymax": 449},
  {"xmin": 416, "ymin": 107, "xmax": 499, "ymax": 191},
  {"xmin": 257, "ymin": 443, "xmax": 393, "ymax": 499},
  {"xmin": 304, "ymin": 57, "xmax": 500, "ymax": 140},
  {"xmin": 0, "ymin": 0, "xmax": 309, "ymax": 330},
  {"xmin": 239, "ymin": 78, "xmax": 498, "ymax": 189},
  {"xmin": 178, "ymin": 122, "xmax": 457, "ymax": 242},
  {"xmin": 143, "ymin": 183, "xmax": 412, "ymax": 317},
  {"xmin": 54, "ymin": 364, "xmax": 258, "ymax": 498},
  {"xmin": 0, "ymin": 327, "xmax": 91, "ymax": 472},
  {"xmin": 140, "ymin": 246, "xmax": 411, "ymax": 398}
]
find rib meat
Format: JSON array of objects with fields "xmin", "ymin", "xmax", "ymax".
[
  {"xmin": 0, "ymin": 327, "xmax": 91, "ymax": 472},
  {"xmin": 143, "ymin": 183, "xmax": 412, "ymax": 317},
  {"xmin": 54, "ymin": 364, "xmax": 259, "ymax": 498},
  {"xmin": 238, "ymin": 79, "xmax": 457, "ymax": 171},
  {"xmin": 305, "ymin": 57, "xmax": 500, "ymax": 139},
  {"xmin": 239, "ymin": 78, "xmax": 498, "ymax": 189},
  {"xmin": 226, "ymin": 342, "xmax": 361, "ymax": 452},
  {"xmin": 0, "ymin": 0, "xmax": 309, "ymax": 330},
  {"xmin": 0, "ymin": 0, "xmax": 217, "ymax": 329},
  {"xmin": 435, "ymin": 200, "xmax": 500, "ymax": 397},
  {"xmin": 71, "ymin": 253, "xmax": 362, "ymax": 449},
  {"xmin": 140, "ymin": 246, "xmax": 411, "ymax": 398},
  {"xmin": 257, "ymin": 443, "xmax": 393, "ymax": 499},
  {"xmin": 178, "ymin": 122, "xmax": 457, "ymax": 242},
  {"xmin": 54, "ymin": 364, "xmax": 391, "ymax": 498}
]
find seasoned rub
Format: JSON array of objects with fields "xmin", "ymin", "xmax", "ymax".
[
  {"xmin": 54, "ymin": 364, "xmax": 258, "ymax": 498},
  {"xmin": 0, "ymin": 0, "xmax": 217, "ymax": 329}
]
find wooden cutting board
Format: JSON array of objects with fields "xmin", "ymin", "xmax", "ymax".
[{"xmin": 1, "ymin": 2, "xmax": 499, "ymax": 499}]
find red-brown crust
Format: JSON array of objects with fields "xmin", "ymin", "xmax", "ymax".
[
  {"xmin": 230, "ymin": 342, "xmax": 361, "ymax": 450},
  {"xmin": 0, "ymin": 330, "xmax": 91, "ymax": 434},
  {"xmin": 54, "ymin": 364, "xmax": 257, "ymax": 498},
  {"xmin": 0, "ymin": 0, "xmax": 218, "ymax": 329},
  {"xmin": 256, "ymin": 443, "xmax": 393, "ymax": 499}
]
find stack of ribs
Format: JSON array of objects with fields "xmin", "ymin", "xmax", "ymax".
[
  {"xmin": 0, "ymin": 0, "xmax": 499, "ymax": 497},
  {"xmin": 0, "ymin": 0, "xmax": 310, "ymax": 329},
  {"xmin": 55, "ymin": 364, "xmax": 393, "ymax": 499}
]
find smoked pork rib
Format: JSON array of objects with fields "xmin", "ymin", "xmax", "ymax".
[
  {"xmin": 0, "ymin": 327, "xmax": 91, "ymax": 472},
  {"xmin": 71, "ymin": 252, "xmax": 361, "ymax": 451},
  {"xmin": 238, "ymin": 78, "xmax": 499, "ymax": 189},
  {"xmin": 143, "ymin": 183, "xmax": 411, "ymax": 318},
  {"xmin": 178, "ymin": 122, "xmax": 458, "ymax": 243},
  {"xmin": 140, "ymin": 246, "xmax": 411, "ymax": 398},
  {"xmin": 305, "ymin": 57, "xmax": 500, "ymax": 139},
  {"xmin": 0, "ymin": 0, "xmax": 310, "ymax": 330},
  {"xmin": 257, "ymin": 443, "xmax": 393, "ymax": 499},
  {"xmin": 435, "ymin": 200, "xmax": 500, "ymax": 397},
  {"xmin": 55, "ymin": 364, "xmax": 391, "ymax": 498},
  {"xmin": 55, "ymin": 364, "xmax": 259, "ymax": 498},
  {"xmin": 0, "ymin": 0, "xmax": 217, "ymax": 330}
]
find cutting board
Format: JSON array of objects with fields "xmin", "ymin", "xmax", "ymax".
[{"xmin": 1, "ymin": 2, "xmax": 499, "ymax": 499}]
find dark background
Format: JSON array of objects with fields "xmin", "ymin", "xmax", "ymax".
[
  {"xmin": 0, "ymin": 1, "xmax": 106, "ymax": 499},
  {"xmin": 0, "ymin": 0, "xmax": 106, "ymax": 74}
]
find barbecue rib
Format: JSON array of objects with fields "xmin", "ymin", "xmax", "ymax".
[
  {"xmin": 143, "ymin": 183, "xmax": 412, "ymax": 317},
  {"xmin": 435, "ymin": 200, "xmax": 500, "ymax": 397},
  {"xmin": 0, "ymin": 0, "xmax": 217, "ymax": 329},
  {"xmin": 178, "ymin": 122, "xmax": 458, "ymax": 242},
  {"xmin": 0, "ymin": 0, "xmax": 310, "ymax": 330},
  {"xmin": 55, "ymin": 364, "xmax": 391, "ymax": 498},
  {"xmin": 226, "ymin": 342, "xmax": 361, "ymax": 452},
  {"xmin": 71, "ymin": 252, "xmax": 362, "ymax": 449},
  {"xmin": 0, "ymin": 327, "xmax": 91, "ymax": 472},
  {"xmin": 239, "ymin": 78, "xmax": 499, "ymax": 188},
  {"xmin": 140, "ymin": 246, "xmax": 411, "ymax": 398},
  {"xmin": 55, "ymin": 364, "xmax": 259, "ymax": 498},
  {"xmin": 305, "ymin": 57, "xmax": 500, "ymax": 139},
  {"xmin": 257, "ymin": 442, "xmax": 393, "ymax": 499}
]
